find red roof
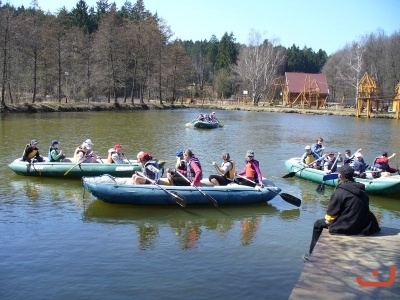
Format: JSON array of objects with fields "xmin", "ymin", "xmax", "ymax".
[{"xmin": 285, "ymin": 72, "xmax": 329, "ymax": 94}]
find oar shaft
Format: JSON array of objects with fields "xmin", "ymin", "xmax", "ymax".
[
  {"xmin": 136, "ymin": 171, "xmax": 186, "ymax": 207},
  {"xmin": 64, "ymin": 162, "xmax": 81, "ymax": 176},
  {"xmin": 175, "ymin": 171, "xmax": 218, "ymax": 207},
  {"xmin": 236, "ymin": 174, "xmax": 259, "ymax": 185}
]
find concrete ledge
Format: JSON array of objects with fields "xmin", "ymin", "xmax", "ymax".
[{"xmin": 290, "ymin": 227, "xmax": 400, "ymax": 299}]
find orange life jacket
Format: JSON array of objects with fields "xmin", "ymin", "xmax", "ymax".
[{"xmin": 245, "ymin": 161, "xmax": 256, "ymax": 179}]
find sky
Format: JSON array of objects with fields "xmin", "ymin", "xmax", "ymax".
[{"xmin": 7, "ymin": 0, "xmax": 400, "ymax": 55}]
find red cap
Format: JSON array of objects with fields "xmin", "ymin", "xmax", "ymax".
[
  {"xmin": 114, "ymin": 144, "xmax": 122, "ymax": 151},
  {"xmin": 139, "ymin": 152, "xmax": 150, "ymax": 162}
]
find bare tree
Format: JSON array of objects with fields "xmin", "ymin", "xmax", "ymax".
[
  {"xmin": 15, "ymin": 10, "xmax": 49, "ymax": 103},
  {"xmin": 334, "ymin": 40, "xmax": 366, "ymax": 106},
  {"xmin": 92, "ymin": 8, "xmax": 122, "ymax": 103},
  {"xmin": 165, "ymin": 40, "xmax": 192, "ymax": 103},
  {"xmin": 0, "ymin": 7, "xmax": 14, "ymax": 107},
  {"xmin": 385, "ymin": 31, "xmax": 400, "ymax": 90},
  {"xmin": 233, "ymin": 30, "xmax": 285, "ymax": 105}
]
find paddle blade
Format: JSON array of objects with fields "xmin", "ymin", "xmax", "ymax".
[
  {"xmin": 322, "ymin": 173, "xmax": 338, "ymax": 181},
  {"xmin": 282, "ymin": 171, "xmax": 297, "ymax": 179},
  {"xmin": 206, "ymin": 194, "xmax": 219, "ymax": 208},
  {"xmin": 316, "ymin": 182, "xmax": 325, "ymax": 193},
  {"xmin": 170, "ymin": 191, "xmax": 186, "ymax": 207},
  {"xmin": 279, "ymin": 193, "xmax": 302, "ymax": 207},
  {"xmin": 218, "ymin": 122, "xmax": 224, "ymax": 127}
]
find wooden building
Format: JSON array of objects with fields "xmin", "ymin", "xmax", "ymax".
[{"xmin": 284, "ymin": 72, "xmax": 329, "ymax": 109}]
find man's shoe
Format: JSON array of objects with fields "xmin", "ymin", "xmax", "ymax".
[{"xmin": 302, "ymin": 253, "xmax": 310, "ymax": 262}]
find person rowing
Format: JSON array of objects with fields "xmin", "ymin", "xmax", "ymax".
[
  {"xmin": 301, "ymin": 145, "xmax": 322, "ymax": 169},
  {"xmin": 323, "ymin": 152, "xmax": 342, "ymax": 174}
]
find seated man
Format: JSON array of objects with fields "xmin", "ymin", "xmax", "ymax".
[
  {"xmin": 323, "ymin": 152, "xmax": 342, "ymax": 174},
  {"xmin": 303, "ymin": 165, "xmax": 380, "ymax": 261},
  {"xmin": 373, "ymin": 152, "xmax": 398, "ymax": 174},
  {"xmin": 343, "ymin": 148, "xmax": 362, "ymax": 165},
  {"xmin": 352, "ymin": 152, "xmax": 367, "ymax": 178}
]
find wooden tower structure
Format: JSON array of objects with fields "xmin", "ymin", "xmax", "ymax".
[
  {"xmin": 356, "ymin": 72, "xmax": 380, "ymax": 118},
  {"xmin": 394, "ymin": 83, "xmax": 400, "ymax": 120},
  {"xmin": 271, "ymin": 78, "xmax": 289, "ymax": 105}
]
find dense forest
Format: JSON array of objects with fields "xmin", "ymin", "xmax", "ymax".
[{"xmin": 0, "ymin": 0, "xmax": 399, "ymax": 108}]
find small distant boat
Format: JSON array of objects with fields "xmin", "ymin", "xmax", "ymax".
[
  {"xmin": 9, "ymin": 157, "xmax": 165, "ymax": 178},
  {"xmin": 186, "ymin": 120, "xmax": 222, "ymax": 129},
  {"xmin": 82, "ymin": 175, "xmax": 282, "ymax": 206},
  {"xmin": 284, "ymin": 157, "xmax": 400, "ymax": 195}
]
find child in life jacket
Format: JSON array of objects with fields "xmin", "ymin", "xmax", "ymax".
[{"xmin": 235, "ymin": 150, "xmax": 264, "ymax": 188}]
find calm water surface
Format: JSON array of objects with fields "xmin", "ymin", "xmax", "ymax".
[{"xmin": 1, "ymin": 110, "xmax": 399, "ymax": 299}]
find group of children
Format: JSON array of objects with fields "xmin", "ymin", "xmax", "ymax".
[
  {"xmin": 301, "ymin": 137, "xmax": 399, "ymax": 178},
  {"xmin": 166, "ymin": 149, "xmax": 264, "ymax": 188},
  {"xmin": 22, "ymin": 138, "xmax": 128, "ymax": 165},
  {"xmin": 195, "ymin": 112, "xmax": 218, "ymax": 122},
  {"xmin": 22, "ymin": 139, "xmax": 66, "ymax": 163}
]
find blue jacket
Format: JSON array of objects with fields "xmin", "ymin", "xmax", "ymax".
[{"xmin": 311, "ymin": 143, "xmax": 323, "ymax": 156}]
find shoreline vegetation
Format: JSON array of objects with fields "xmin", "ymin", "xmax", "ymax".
[{"xmin": 0, "ymin": 100, "xmax": 397, "ymax": 119}]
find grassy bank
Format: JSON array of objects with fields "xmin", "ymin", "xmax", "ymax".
[{"xmin": 0, "ymin": 100, "xmax": 397, "ymax": 119}]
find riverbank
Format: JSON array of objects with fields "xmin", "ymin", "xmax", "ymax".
[{"xmin": 0, "ymin": 101, "xmax": 397, "ymax": 119}]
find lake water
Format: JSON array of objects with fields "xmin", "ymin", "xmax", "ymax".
[{"xmin": 1, "ymin": 110, "xmax": 399, "ymax": 299}]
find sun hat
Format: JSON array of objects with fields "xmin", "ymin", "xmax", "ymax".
[
  {"xmin": 31, "ymin": 139, "xmax": 38, "ymax": 145},
  {"xmin": 338, "ymin": 165, "xmax": 354, "ymax": 179},
  {"xmin": 81, "ymin": 142, "xmax": 89, "ymax": 148},
  {"xmin": 51, "ymin": 140, "xmax": 60, "ymax": 146},
  {"xmin": 354, "ymin": 152, "xmax": 362, "ymax": 158},
  {"xmin": 176, "ymin": 150, "xmax": 183, "ymax": 157},
  {"xmin": 305, "ymin": 145, "xmax": 311, "ymax": 150},
  {"xmin": 85, "ymin": 139, "xmax": 94, "ymax": 145},
  {"xmin": 246, "ymin": 150, "xmax": 254, "ymax": 157},
  {"xmin": 114, "ymin": 144, "xmax": 122, "ymax": 151},
  {"xmin": 139, "ymin": 152, "xmax": 150, "ymax": 162}
]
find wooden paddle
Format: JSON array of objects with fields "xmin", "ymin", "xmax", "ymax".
[
  {"xmin": 64, "ymin": 161, "xmax": 82, "ymax": 176},
  {"xmin": 236, "ymin": 174, "xmax": 301, "ymax": 207},
  {"xmin": 175, "ymin": 171, "xmax": 218, "ymax": 207},
  {"xmin": 316, "ymin": 154, "xmax": 340, "ymax": 193},
  {"xmin": 282, "ymin": 155, "xmax": 326, "ymax": 178},
  {"xmin": 136, "ymin": 171, "xmax": 186, "ymax": 207}
]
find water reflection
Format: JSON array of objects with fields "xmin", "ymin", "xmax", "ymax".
[
  {"xmin": 83, "ymin": 200, "xmax": 303, "ymax": 249},
  {"xmin": 241, "ymin": 217, "xmax": 261, "ymax": 246},
  {"xmin": 7, "ymin": 176, "xmax": 85, "ymax": 208},
  {"xmin": 137, "ymin": 222, "xmax": 159, "ymax": 251},
  {"xmin": 171, "ymin": 220, "xmax": 202, "ymax": 250}
]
